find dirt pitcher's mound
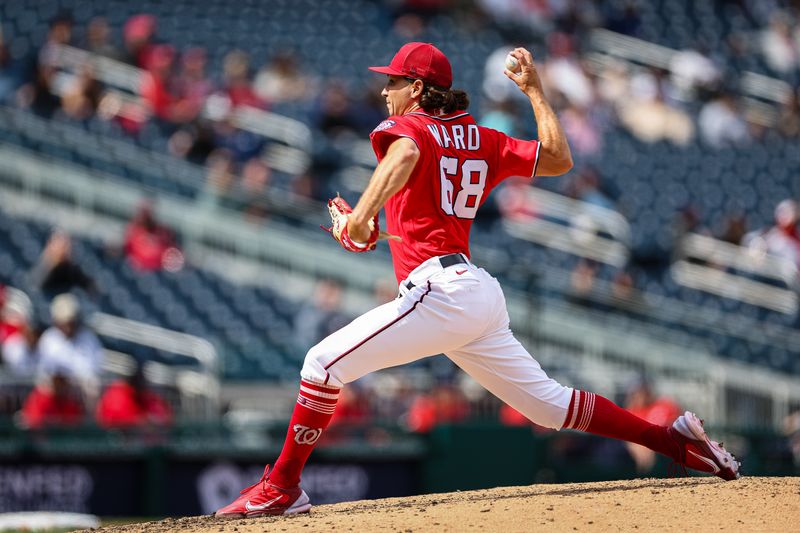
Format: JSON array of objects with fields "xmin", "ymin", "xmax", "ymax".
[{"xmin": 89, "ymin": 477, "xmax": 798, "ymax": 532}]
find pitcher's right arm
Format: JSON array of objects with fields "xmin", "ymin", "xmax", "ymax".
[{"xmin": 505, "ymin": 47, "xmax": 573, "ymax": 177}]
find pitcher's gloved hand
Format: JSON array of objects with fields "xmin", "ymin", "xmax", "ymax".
[{"xmin": 323, "ymin": 195, "xmax": 379, "ymax": 253}]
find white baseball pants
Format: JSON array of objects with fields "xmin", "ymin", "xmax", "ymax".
[{"xmin": 301, "ymin": 254, "xmax": 573, "ymax": 430}]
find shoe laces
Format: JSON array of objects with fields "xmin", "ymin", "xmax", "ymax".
[{"xmin": 240, "ymin": 465, "xmax": 271, "ymax": 495}]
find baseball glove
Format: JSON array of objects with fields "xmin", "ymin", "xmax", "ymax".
[{"xmin": 324, "ymin": 195, "xmax": 380, "ymax": 252}]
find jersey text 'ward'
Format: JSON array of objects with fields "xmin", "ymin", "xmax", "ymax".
[{"xmin": 426, "ymin": 123, "xmax": 480, "ymax": 150}]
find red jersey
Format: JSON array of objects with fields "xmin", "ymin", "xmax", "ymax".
[{"xmin": 370, "ymin": 110, "xmax": 540, "ymax": 282}]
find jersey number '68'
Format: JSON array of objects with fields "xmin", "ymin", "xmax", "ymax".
[{"xmin": 439, "ymin": 156, "xmax": 489, "ymax": 219}]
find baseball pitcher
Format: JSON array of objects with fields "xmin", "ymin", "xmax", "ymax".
[{"xmin": 216, "ymin": 43, "xmax": 739, "ymax": 518}]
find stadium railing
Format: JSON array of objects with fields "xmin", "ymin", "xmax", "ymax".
[
  {"xmin": 588, "ymin": 28, "xmax": 791, "ymax": 127},
  {"xmin": 91, "ymin": 312, "xmax": 221, "ymax": 419},
  {"xmin": 672, "ymin": 232, "xmax": 800, "ymax": 314},
  {"xmin": 500, "ymin": 186, "xmax": 631, "ymax": 268}
]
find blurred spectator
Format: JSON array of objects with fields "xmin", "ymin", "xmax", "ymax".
[
  {"xmin": 235, "ymin": 157, "xmax": 272, "ymax": 221},
  {"xmin": 499, "ymin": 402, "xmax": 530, "ymax": 427},
  {"xmin": 560, "ymin": 104, "xmax": 602, "ymax": 157},
  {"xmin": 669, "ymin": 46, "xmax": 721, "ymax": 100},
  {"xmin": 290, "ymin": 170, "xmax": 327, "ymax": 202},
  {"xmin": 30, "ymin": 230, "xmax": 95, "ymax": 298},
  {"xmin": 38, "ymin": 294, "xmax": 104, "ymax": 395},
  {"xmin": 328, "ymin": 386, "xmax": 371, "ymax": 428},
  {"xmin": 213, "ymin": 117, "xmax": 265, "ymax": 163},
  {"xmin": 254, "ymin": 51, "xmax": 318, "ymax": 104},
  {"xmin": 293, "ymin": 279, "xmax": 349, "ymax": 350},
  {"xmin": 496, "ymin": 177, "xmax": 539, "ymax": 222},
  {"xmin": 569, "ymin": 259, "xmax": 598, "ymax": 305},
  {"xmin": 743, "ymin": 199, "xmax": 800, "ymax": 268},
  {"xmin": 604, "ymin": 0, "xmax": 642, "ymax": 37},
  {"xmin": 83, "ymin": 16, "xmax": 121, "ymax": 59},
  {"xmin": 610, "ymin": 269, "xmax": 642, "ymax": 308},
  {"xmin": 220, "ymin": 50, "xmax": 264, "ymax": 110},
  {"xmin": 624, "ymin": 378, "xmax": 681, "ymax": 473},
  {"xmin": 315, "ymin": 81, "xmax": 360, "ymax": 139},
  {"xmin": 198, "ymin": 148, "xmax": 236, "ymax": 209},
  {"xmin": 618, "ymin": 69, "xmax": 694, "ymax": 145},
  {"xmin": 22, "ymin": 16, "xmax": 72, "ymax": 116},
  {"xmin": 353, "ymin": 81, "xmax": 392, "ymax": 135},
  {"xmin": 595, "ymin": 58, "xmax": 629, "ymax": 105},
  {"xmin": 168, "ymin": 120, "xmax": 217, "ymax": 164},
  {"xmin": 0, "ymin": 286, "xmax": 29, "ymax": 343},
  {"xmin": 405, "ymin": 384, "xmax": 469, "ymax": 433},
  {"xmin": 95, "ymin": 366, "xmax": 173, "ymax": 428},
  {"xmin": 718, "ymin": 212, "xmax": 748, "ymax": 245},
  {"xmin": 60, "ymin": 64, "xmax": 103, "ymax": 121},
  {"xmin": 19, "ymin": 372, "xmax": 85, "ymax": 429},
  {"xmin": 373, "ymin": 278, "xmax": 399, "ymax": 305},
  {"xmin": 16, "ymin": 63, "xmax": 60, "ymax": 118},
  {"xmin": 542, "ymin": 33, "xmax": 593, "ymax": 109},
  {"xmin": 37, "ymin": 13, "xmax": 73, "ymax": 70},
  {"xmin": 479, "ymin": 98, "xmax": 517, "ymax": 136},
  {"xmin": 777, "ymin": 88, "xmax": 800, "ymax": 138},
  {"xmin": 2, "ymin": 320, "xmax": 43, "ymax": 377},
  {"xmin": 393, "ymin": 12, "xmax": 428, "ymax": 40},
  {"xmin": 121, "ymin": 14, "xmax": 157, "ymax": 68},
  {"xmin": 760, "ymin": 13, "xmax": 799, "ymax": 75},
  {"xmin": 172, "ymin": 47, "xmax": 214, "ymax": 120},
  {"xmin": 698, "ymin": 91, "xmax": 750, "ymax": 148},
  {"xmin": 672, "ymin": 203, "xmax": 710, "ymax": 241},
  {"xmin": 568, "ymin": 167, "xmax": 615, "ymax": 211},
  {"xmin": 139, "ymin": 44, "xmax": 181, "ymax": 124},
  {"xmin": 123, "ymin": 201, "xmax": 184, "ymax": 272}
]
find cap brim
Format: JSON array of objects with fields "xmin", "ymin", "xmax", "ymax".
[{"xmin": 368, "ymin": 65, "xmax": 405, "ymax": 77}]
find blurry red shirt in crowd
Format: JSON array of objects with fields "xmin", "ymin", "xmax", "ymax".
[
  {"xmin": 627, "ymin": 396, "xmax": 681, "ymax": 427},
  {"xmin": 123, "ymin": 203, "xmax": 183, "ymax": 271},
  {"xmin": 140, "ymin": 44, "xmax": 177, "ymax": 121},
  {"xmin": 0, "ymin": 286, "xmax": 23, "ymax": 342},
  {"xmin": 95, "ymin": 379, "xmax": 173, "ymax": 428},
  {"xmin": 328, "ymin": 387, "xmax": 370, "ymax": 427},
  {"xmin": 406, "ymin": 386, "xmax": 469, "ymax": 433},
  {"xmin": 20, "ymin": 378, "xmax": 85, "ymax": 429}
]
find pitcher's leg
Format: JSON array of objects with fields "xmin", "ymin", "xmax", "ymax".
[
  {"xmin": 302, "ymin": 282, "xmax": 470, "ymax": 387},
  {"xmin": 446, "ymin": 328, "xmax": 573, "ymax": 430},
  {"xmin": 271, "ymin": 283, "xmax": 472, "ymax": 489},
  {"xmin": 447, "ymin": 329, "xmax": 740, "ymax": 480}
]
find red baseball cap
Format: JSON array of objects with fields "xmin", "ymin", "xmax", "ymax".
[{"xmin": 369, "ymin": 42, "xmax": 452, "ymax": 89}]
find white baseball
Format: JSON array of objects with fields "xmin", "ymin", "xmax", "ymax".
[{"xmin": 505, "ymin": 53, "xmax": 520, "ymax": 73}]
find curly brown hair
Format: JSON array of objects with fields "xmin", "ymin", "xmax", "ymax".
[{"xmin": 418, "ymin": 84, "xmax": 470, "ymax": 114}]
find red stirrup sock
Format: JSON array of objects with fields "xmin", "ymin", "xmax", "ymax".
[
  {"xmin": 270, "ymin": 379, "xmax": 340, "ymax": 488},
  {"xmin": 562, "ymin": 390, "xmax": 679, "ymax": 460}
]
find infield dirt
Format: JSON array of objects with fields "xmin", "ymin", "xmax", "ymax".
[{"xmin": 85, "ymin": 476, "xmax": 798, "ymax": 532}]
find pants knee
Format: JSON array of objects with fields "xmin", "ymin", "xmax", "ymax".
[
  {"xmin": 299, "ymin": 343, "xmax": 349, "ymax": 387},
  {"xmin": 300, "ymin": 343, "xmax": 328, "ymax": 383}
]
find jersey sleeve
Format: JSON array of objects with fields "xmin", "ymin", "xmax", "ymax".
[
  {"xmin": 369, "ymin": 115, "xmax": 423, "ymax": 161},
  {"xmin": 495, "ymin": 132, "xmax": 541, "ymax": 180}
]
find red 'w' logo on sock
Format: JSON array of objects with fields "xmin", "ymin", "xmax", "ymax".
[{"xmin": 292, "ymin": 424, "xmax": 323, "ymax": 445}]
